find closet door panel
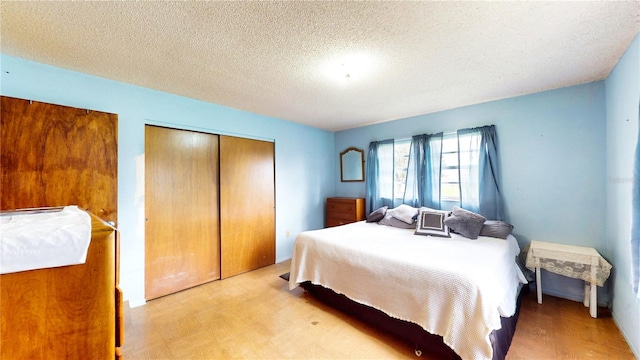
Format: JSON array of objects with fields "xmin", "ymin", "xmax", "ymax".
[
  {"xmin": 220, "ymin": 136, "xmax": 275, "ymax": 278},
  {"xmin": 145, "ymin": 125, "xmax": 220, "ymax": 300},
  {"xmin": 0, "ymin": 96, "xmax": 118, "ymax": 223}
]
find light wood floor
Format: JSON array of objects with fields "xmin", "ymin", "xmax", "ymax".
[{"xmin": 122, "ymin": 260, "xmax": 636, "ymax": 359}]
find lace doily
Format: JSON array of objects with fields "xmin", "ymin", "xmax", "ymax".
[{"xmin": 525, "ymin": 241, "xmax": 612, "ymax": 286}]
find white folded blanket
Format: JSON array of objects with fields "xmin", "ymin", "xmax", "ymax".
[{"xmin": 1, "ymin": 206, "xmax": 92, "ymax": 274}]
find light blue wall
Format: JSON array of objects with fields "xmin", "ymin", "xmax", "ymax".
[
  {"xmin": 336, "ymin": 82, "xmax": 610, "ymax": 304},
  {"xmin": 605, "ymin": 33, "xmax": 640, "ymax": 358},
  {"xmin": 336, "ymin": 83, "xmax": 607, "ymax": 247},
  {"xmin": 0, "ymin": 54, "xmax": 335, "ymax": 307}
]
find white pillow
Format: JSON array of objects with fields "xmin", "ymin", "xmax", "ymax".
[{"xmin": 390, "ymin": 204, "xmax": 418, "ymax": 224}]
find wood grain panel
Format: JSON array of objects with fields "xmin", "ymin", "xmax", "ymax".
[
  {"xmin": 145, "ymin": 125, "xmax": 220, "ymax": 300},
  {"xmin": 220, "ymin": 136, "xmax": 275, "ymax": 278},
  {"xmin": 0, "ymin": 96, "xmax": 118, "ymax": 223},
  {"xmin": 0, "ymin": 213, "xmax": 117, "ymax": 359}
]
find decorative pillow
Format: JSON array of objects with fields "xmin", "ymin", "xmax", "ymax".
[
  {"xmin": 412, "ymin": 206, "xmax": 437, "ymax": 222},
  {"xmin": 414, "ymin": 209, "xmax": 451, "ymax": 237},
  {"xmin": 366, "ymin": 206, "xmax": 388, "ymax": 223},
  {"xmin": 480, "ymin": 220, "xmax": 514, "ymax": 239},
  {"xmin": 378, "ymin": 212, "xmax": 416, "ymax": 229},
  {"xmin": 443, "ymin": 206, "xmax": 486, "ymax": 239},
  {"xmin": 390, "ymin": 204, "xmax": 418, "ymax": 224}
]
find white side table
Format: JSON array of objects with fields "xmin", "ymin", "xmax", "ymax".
[{"xmin": 525, "ymin": 240, "xmax": 612, "ymax": 318}]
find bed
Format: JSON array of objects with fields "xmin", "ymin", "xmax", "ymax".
[{"xmin": 289, "ymin": 220, "xmax": 527, "ymax": 360}]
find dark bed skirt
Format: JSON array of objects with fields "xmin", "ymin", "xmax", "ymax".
[{"xmin": 300, "ymin": 281, "xmax": 528, "ymax": 360}]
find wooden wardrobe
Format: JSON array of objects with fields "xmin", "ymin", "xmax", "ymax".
[
  {"xmin": 145, "ymin": 125, "xmax": 275, "ymax": 300},
  {"xmin": 0, "ymin": 96, "xmax": 122, "ymax": 359}
]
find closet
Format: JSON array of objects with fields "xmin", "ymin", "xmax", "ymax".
[{"xmin": 145, "ymin": 126, "xmax": 275, "ymax": 300}]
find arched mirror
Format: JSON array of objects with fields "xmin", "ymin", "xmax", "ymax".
[{"xmin": 340, "ymin": 147, "xmax": 365, "ymax": 182}]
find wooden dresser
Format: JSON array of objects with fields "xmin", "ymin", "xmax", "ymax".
[
  {"xmin": 326, "ymin": 197, "xmax": 366, "ymax": 227},
  {"xmin": 0, "ymin": 212, "xmax": 123, "ymax": 359}
]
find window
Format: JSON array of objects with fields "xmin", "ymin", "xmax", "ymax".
[
  {"xmin": 386, "ymin": 133, "xmax": 479, "ymax": 203},
  {"xmin": 441, "ymin": 132, "xmax": 481, "ymax": 202},
  {"xmin": 388, "ymin": 134, "xmax": 461, "ymax": 202},
  {"xmin": 393, "ymin": 139, "xmax": 411, "ymax": 199},
  {"xmin": 367, "ymin": 125, "xmax": 501, "ymax": 219},
  {"xmin": 441, "ymin": 133, "xmax": 460, "ymax": 202},
  {"xmin": 378, "ymin": 139, "xmax": 411, "ymax": 201}
]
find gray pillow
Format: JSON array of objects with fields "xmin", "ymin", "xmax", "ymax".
[
  {"xmin": 366, "ymin": 206, "xmax": 388, "ymax": 222},
  {"xmin": 378, "ymin": 212, "xmax": 416, "ymax": 229},
  {"xmin": 389, "ymin": 204, "xmax": 418, "ymax": 224},
  {"xmin": 443, "ymin": 206, "xmax": 486, "ymax": 239},
  {"xmin": 480, "ymin": 220, "xmax": 514, "ymax": 239}
]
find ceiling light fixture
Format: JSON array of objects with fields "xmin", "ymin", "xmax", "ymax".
[{"xmin": 321, "ymin": 53, "xmax": 375, "ymax": 86}]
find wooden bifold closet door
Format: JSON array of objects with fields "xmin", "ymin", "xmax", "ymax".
[
  {"xmin": 220, "ymin": 135, "xmax": 275, "ymax": 279},
  {"xmin": 145, "ymin": 125, "xmax": 221, "ymax": 300},
  {"xmin": 145, "ymin": 127, "xmax": 275, "ymax": 300}
]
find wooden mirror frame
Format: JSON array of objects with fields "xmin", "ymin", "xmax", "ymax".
[{"xmin": 340, "ymin": 147, "xmax": 365, "ymax": 182}]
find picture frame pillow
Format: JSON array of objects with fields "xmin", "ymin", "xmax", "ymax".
[
  {"xmin": 389, "ymin": 204, "xmax": 418, "ymax": 224},
  {"xmin": 366, "ymin": 206, "xmax": 388, "ymax": 223},
  {"xmin": 443, "ymin": 206, "xmax": 486, "ymax": 239},
  {"xmin": 413, "ymin": 206, "xmax": 437, "ymax": 222},
  {"xmin": 479, "ymin": 220, "xmax": 514, "ymax": 239},
  {"xmin": 414, "ymin": 209, "xmax": 451, "ymax": 237}
]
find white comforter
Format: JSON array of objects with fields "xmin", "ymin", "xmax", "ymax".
[{"xmin": 289, "ymin": 221, "xmax": 527, "ymax": 360}]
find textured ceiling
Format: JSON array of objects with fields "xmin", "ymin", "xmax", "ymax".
[{"xmin": 1, "ymin": 1, "xmax": 639, "ymax": 131}]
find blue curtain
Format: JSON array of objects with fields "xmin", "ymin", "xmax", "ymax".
[
  {"xmin": 367, "ymin": 126, "xmax": 502, "ymax": 219},
  {"xmin": 632, "ymin": 100, "xmax": 640, "ymax": 297},
  {"xmin": 366, "ymin": 139, "xmax": 394, "ymax": 213},
  {"xmin": 403, "ymin": 133, "xmax": 443, "ymax": 208},
  {"xmin": 457, "ymin": 125, "xmax": 503, "ymax": 220}
]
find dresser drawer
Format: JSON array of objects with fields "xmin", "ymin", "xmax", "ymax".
[
  {"xmin": 329, "ymin": 211, "xmax": 357, "ymax": 221},
  {"xmin": 325, "ymin": 197, "xmax": 365, "ymax": 227},
  {"xmin": 327, "ymin": 201, "xmax": 358, "ymax": 215},
  {"xmin": 326, "ymin": 217, "xmax": 353, "ymax": 227}
]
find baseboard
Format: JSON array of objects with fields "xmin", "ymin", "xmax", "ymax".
[
  {"xmin": 611, "ymin": 310, "xmax": 640, "ymax": 359},
  {"xmin": 127, "ymin": 297, "xmax": 147, "ymax": 308},
  {"xmin": 529, "ymin": 283, "xmax": 609, "ymax": 307}
]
